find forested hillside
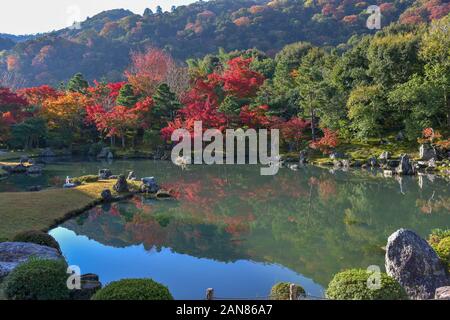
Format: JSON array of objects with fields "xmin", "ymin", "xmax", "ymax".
[{"xmin": 1, "ymin": 0, "xmax": 448, "ymax": 86}]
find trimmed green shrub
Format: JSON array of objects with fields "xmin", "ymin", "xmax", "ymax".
[
  {"xmin": 72, "ymin": 175, "xmax": 99, "ymax": 185},
  {"xmin": 429, "ymin": 229, "xmax": 450, "ymax": 245},
  {"xmin": 2, "ymin": 259, "xmax": 69, "ymax": 300},
  {"xmin": 434, "ymin": 237, "xmax": 450, "ymax": 272},
  {"xmin": 13, "ymin": 230, "xmax": 60, "ymax": 252},
  {"xmin": 91, "ymin": 279, "xmax": 173, "ymax": 300},
  {"xmin": 270, "ymin": 282, "xmax": 306, "ymax": 300},
  {"xmin": 326, "ymin": 269, "xmax": 408, "ymax": 300}
]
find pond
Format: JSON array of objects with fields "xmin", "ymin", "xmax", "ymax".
[{"xmin": 4, "ymin": 159, "xmax": 449, "ymax": 299}]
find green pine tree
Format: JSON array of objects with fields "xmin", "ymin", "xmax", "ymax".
[
  {"xmin": 152, "ymin": 83, "xmax": 181, "ymax": 127},
  {"xmin": 116, "ymin": 84, "xmax": 139, "ymax": 107},
  {"xmin": 67, "ymin": 73, "xmax": 89, "ymax": 93}
]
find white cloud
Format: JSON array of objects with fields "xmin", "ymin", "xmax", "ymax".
[{"xmin": 0, "ymin": 0, "xmax": 199, "ymax": 35}]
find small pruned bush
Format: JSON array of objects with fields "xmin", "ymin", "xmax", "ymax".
[
  {"xmin": 91, "ymin": 279, "xmax": 173, "ymax": 300},
  {"xmin": 71, "ymin": 175, "xmax": 99, "ymax": 185},
  {"xmin": 326, "ymin": 269, "xmax": 408, "ymax": 300},
  {"xmin": 13, "ymin": 230, "xmax": 60, "ymax": 252},
  {"xmin": 2, "ymin": 258, "xmax": 69, "ymax": 300},
  {"xmin": 429, "ymin": 229, "xmax": 450, "ymax": 272},
  {"xmin": 270, "ymin": 282, "xmax": 306, "ymax": 300}
]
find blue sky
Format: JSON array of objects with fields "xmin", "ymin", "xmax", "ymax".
[{"xmin": 0, "ymin": 0, "xmax": 200, "ymax": 35}]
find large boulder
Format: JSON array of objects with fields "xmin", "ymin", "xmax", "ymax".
[
  {"xmin": 396, "ymin": 154, "xmax": 415, "ymax": 176},
  {"xmin": 435, "ymin": 286, "xmax": 450, "ymax": 300},
  {"xmin": 0, "ymin": 242, "xmax": 62, "ymax": 280},
  {"xmin": 113, "ymin": 175, "xmax": 129, "ymax": 193},
  {"xmin": 420, "ymin": 144, "xmax": 437, "ymax": 161},
  {"xmin": 385, "ymin": 229, "xmax": 449, "ymax": 299}
]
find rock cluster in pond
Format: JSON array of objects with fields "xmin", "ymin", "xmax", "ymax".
[
  {"xmin": 385, "ymin": 229, "xmax": 449, "ymax": 300},
  {"xmin": 0, "ymin": 242, "xmax": 63, "ymax": 280},
  {"xmin": 420, "ymin": 144, "xmax": 437, "ymax": 161}
]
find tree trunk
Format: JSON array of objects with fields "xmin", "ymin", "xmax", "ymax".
[
  {"xmin": 310, "ymin": 109, "xmax": 316, "ymax": 142},
  {"xmin": 122, "ymin": 136, "xmax": 125, "ymax": 148}
]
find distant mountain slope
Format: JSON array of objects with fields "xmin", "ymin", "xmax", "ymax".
[{"xmin": 0, "ymin": 0, "xmax": 448, "ymax": 86}]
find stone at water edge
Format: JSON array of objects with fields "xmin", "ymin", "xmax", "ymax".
[
  {"xmin": 101, "ymin": 189, "xmax": 112, "ymax": 201},
  {"xmin": 385, "ymin": 229, "xmax": 449, "ymax": 300},
  {"xmin": 113, "ymin": 175, "xmax": 129, "ymax": 193},
  {"xmin": 396, "ymin": 154, "xmax": 415, "ymax": 176},
  {"xmin": 435, "ymin": 287, "xmax": 450, "ymax": 300},
  {"xmin": 420, "ymin": 144, "xmax": 437, "ymax": 161},
  {"xmin": 0, "ymin": 242, "xmax": 63, "ymax": 280},
  {"xmin": 379, "ymin": 151, "xmax": 391, "ymax": 161},
  {"xmin": 98, "ymin": 168, "xmax": 112, "ymax": 180}
]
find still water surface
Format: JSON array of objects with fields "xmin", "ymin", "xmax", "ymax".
[{"xmin": 5, "ymin": 159, "xmax": 448, "ymax": 299}]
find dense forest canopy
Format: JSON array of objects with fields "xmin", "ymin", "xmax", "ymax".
[
  {"xmin": 0, "ymin": 0, "xmax": 449, "ymax": 156},
  {"xmin": 0, "ymin": 0, "xmax": 449, "ymax": 87}
]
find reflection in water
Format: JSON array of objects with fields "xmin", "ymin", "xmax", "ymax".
[{"xmin": 7, "ymin": 159, "xmax": 447, "ymax": 299}]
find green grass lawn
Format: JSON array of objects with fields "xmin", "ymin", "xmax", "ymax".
[{"xmin": 0, "ymin": 180, "xmax": 118, "ymax": 240}]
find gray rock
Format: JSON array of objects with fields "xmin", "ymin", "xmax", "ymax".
[
  {"xmin": 101, "ymin": 189, "xmax": 112, "ymax": 201},
  {"xmin": 141, "ymin": 177, "xmax": 160, "ymax": 194},
  {"xmin": 396, "ymin": 154, "xmax": 415, "ymax": 176},
  {"xmin": 299, "ymin": 150, "xmax": 308, "ymax": 165},
  {"xmin": 385, "ymin": 229, "xmax": 449, "ymax": 300},
  {"xmin": 368, "ymin": 157, "xmax": 378, "ymax": 167},
  {"xmin": 435, "ymin": 287, "xmax": 450, "ymax": 300},
  {"xmin": 19, "ymin": 155, "xmax": 29, "ymax": 164},
  {"xmin": 330, "ymin": 152, "xmax": 347, "ymax": 160},
  {"xmin": 98, "ymin": 169, "xmax": 112, "ymax": 180},
  {"xmin": 127, "ymin": 171, "xmax": 137, "ymax": 181},
  {"xmin": 113, "ymin": 175, "xmax": 129, "ymax": 193},
  {"xmin": 420, "ymin": 144, "xmax": 437, "ymax": 161},
  {"xmin": 0, "ymin": 242, "xmax": 62, "ymax": 280},
  {"xmin": 379, "ymin": 151, "xmax": 391, "ymax": 161}
]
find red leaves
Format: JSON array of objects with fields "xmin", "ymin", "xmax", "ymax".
[
  {"xmin": 310, "ymin": 128, "xmax": 339, "ymax": 154},
  {"xmin": 86, "ymin": 96, "xmax": 153, "ymax": 138},
  {"xmin": 0, "ymin": 87, "xmax": 29, "ymax": 124},
  {"xmin": 222, "ymin": 57, "xmax": 265, "ymax": 98},
  {"xmin": 125, "ymin": 48, "xmax": 175, "ymax": 96},
  {"xmin": 280, "ymin": 117, "xmax": 311, "ymax": 146},
  {"xmin": 17, "ymin": 85, "xmax": 60, "ymax": 106}
]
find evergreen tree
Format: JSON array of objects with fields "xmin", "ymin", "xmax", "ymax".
[
  {"xmin": 116, "ymin": 84, "xmax": 139, "ymax": 108},
  {"xmin": 67, "ymin": 73, "xmax": 89, "ymax": 93},
  {"xmin": 152, "ymin": 83, "xmax": 181, "ymax": 127}
]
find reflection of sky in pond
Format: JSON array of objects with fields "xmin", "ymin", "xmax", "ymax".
[{"xmin": 50, "ymin": 227, "xmax": 324, "ymax": 300}]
